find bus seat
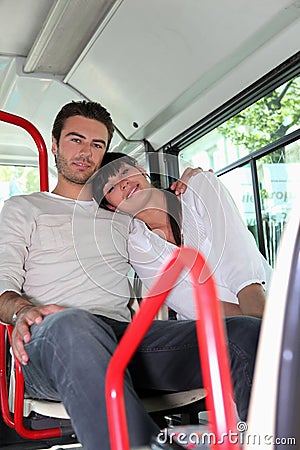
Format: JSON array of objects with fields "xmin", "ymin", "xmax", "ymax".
[
  {"xmin": 0, "ymin": 322, "xmax": 206, "ymax": 442},
  {"xmin": 132, "ymin": 272, "xmax": 169, "ymax": 320}
]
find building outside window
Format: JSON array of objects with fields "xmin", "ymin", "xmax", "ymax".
[
  {"xmin": 0, "ymin": 165, "xmax": 57, "ymax": 211},
  {"xmin": 178, "ymin": 74, "xmax": 300, "ymax": 266}
]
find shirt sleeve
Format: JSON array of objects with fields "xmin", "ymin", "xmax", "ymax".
[
  {"xmin": 0, "ymin": 196, "xmax": 32, "ymax": 296},
  {"xmin": 128, "ymin": 219, "xmax": 197, "ymax": 319},
  {"xmin": 128, "ymin": 219, "xmax": 177, "ymax": 291},
  {"xmin": 185, "ymin": 172, "xmax": 271, "ymax": 297}
]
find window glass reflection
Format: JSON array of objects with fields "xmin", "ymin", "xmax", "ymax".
[
  {"xmin": 218, "ymin": 141, "xmax": 300, "ymax": 267},
  {"xmin": 0, "ymin": 165, "xmax": 57, "ymax": 211},
  {"xmin": 257, "ymin": 141, "xmax": 300, "ymax": 266},
  {"xmin": 179, "ymin": 75, "xmax": 300, "ymax": 173}
]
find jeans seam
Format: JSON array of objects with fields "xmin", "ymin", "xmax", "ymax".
[
  {"xmin": 228, "ymin": 340, "xmax": 252, "ymax": 388},
  {"xmin": 137, "ymin": 343, "xmax": 198, "ymax": 352}
]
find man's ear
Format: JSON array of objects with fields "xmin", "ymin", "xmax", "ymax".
[{"xmin": 51, "ymin": 136, "xmax": 58, "ymax": 156}]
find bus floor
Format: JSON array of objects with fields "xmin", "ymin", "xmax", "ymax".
[
  {"xmin": 0, "ymin": 415, "xmax": 80, "ymax": 450},
  {"xmin": 0, "ymin": 414, "xmax": 211, "ymax": 449}
]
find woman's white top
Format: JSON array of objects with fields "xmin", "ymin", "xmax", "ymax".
[{"xmin": 128, "ymin": 171, "xmax": 272, "ymax": 320}]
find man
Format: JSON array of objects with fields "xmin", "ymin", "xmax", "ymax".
[{"xmin": 0, "ymin": 101, "xmax": 261, "ymax": 450}]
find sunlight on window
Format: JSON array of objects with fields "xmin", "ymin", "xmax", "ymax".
[
  {"xmin": 0, "ymin": 165, "xmax": 56, "ymax": 211},
  {"xmin": 179, "ymin": 75, "xmax": 300, "ymax": 173},
  {"xmin": 178, "ymin": 75, "xmax": 300, "ymax": 267}
]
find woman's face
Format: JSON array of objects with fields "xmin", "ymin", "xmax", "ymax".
[{"xmin": 102, "ymin": 163, "xmax": 152, "ymax": 215}]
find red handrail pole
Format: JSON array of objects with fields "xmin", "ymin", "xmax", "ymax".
[
  {"xmin": 14, "ymin": 355, "xmax": 62, "ymax": 439},
  {"xmin": 106, "ymin": 247, "xmax": 240, "ymax": 450},
  {"xmin": 0, "ymin": 112, "xmax": 61, "ymax": 439},
  {"xmin": 0, "ymin": 110, "xmax": 49, "ymax": 191},
  {"xmin": 6, "ymin": 327, "xmax": 62, "ymax": 440},
  {"xmin": 0, "ymin": 324, "xmax": 15, "ymax": 428}
]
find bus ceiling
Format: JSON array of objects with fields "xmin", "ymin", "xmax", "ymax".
[{"xmin": 0, "ymin": 0, "xmax": 300, "ymax": 161}]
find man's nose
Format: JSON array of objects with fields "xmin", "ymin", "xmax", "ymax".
[{"xmin": 80, "ymin": 142, "xmax": 92, "ymax": 157}]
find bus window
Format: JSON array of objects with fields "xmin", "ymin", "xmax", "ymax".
[
  {"xmin": 178, "ymin": 74, "xmax": 300, "ymax": 172},
  {"xmin": 177, "ymin": 71, "xmax": 300, "ymax": 266},
  {"xmin": 0, "ymin": 165, "xmax": 56, "ymax": 211},
  {"xmin": 255, "ymin": 143, "xmax": 300, "ymax": 266},
  {"xmin": 218, "ymin": 139, "xmax": 300, "ymax": 267}
]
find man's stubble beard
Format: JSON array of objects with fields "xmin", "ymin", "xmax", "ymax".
[{"xmin": 56, "ymin": 150, "xmax": 101, "ymax": 185}]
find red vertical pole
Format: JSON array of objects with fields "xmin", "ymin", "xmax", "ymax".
[
  {"xmin": 106, "ymin": 247, "xmax": 240, "ymax": 450},
  {"xmin": 0, "ymin": 324, "xmax": 15, "ymax": 428},
  {"xmin": 0, "ymin": 110, "xmax": 49, "ymax": 191}
]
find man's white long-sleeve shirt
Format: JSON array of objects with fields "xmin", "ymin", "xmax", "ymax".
[{"xmin": 0, "ymin": 192, "xmax": 131, "ymax": 322}]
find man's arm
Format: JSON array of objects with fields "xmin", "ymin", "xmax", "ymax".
[
  {"xmin": 0, "ymin": 291, "xmax": 65, "ymax": 365},
  {"xmin": 0, "ymin": 197, "xmax": 67, "ymax": 364},
  {"xmin": 170, "ymin": 167, "xmax": 215, "ymax": 195},
  {"xmin": 0, "ymin": 291, "xmax": 33, "ymax": 325},
  {"xmin": 170, "ymin": 167, "xmax": 204, "ymax": 195}
]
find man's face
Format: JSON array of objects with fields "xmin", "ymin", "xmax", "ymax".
[{"xmin": 52, "ymin": 115, "xmax": 109, "ymax": 185}]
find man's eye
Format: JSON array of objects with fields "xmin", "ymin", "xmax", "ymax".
[
  {"xmin": 122, "ymin": 168, "xmax": 129, "ymax": 176},
  {"xmin": 107, "ymin": 186, "xmax": 114, "ymax": 194},
  {"xmin": 94, "ymin": 143, "xmax": 104, "ymax": 150},
  {"xmin": 72, "ymin": 138, "xmax": 81, "ymax": 143}
]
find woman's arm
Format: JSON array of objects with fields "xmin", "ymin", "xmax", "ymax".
[
  {"xmin": 221, "ymin": 301, "xmax": 243, "ymax": 317},
  {"xmin": 237, "ymin": 283, "xmax": 266, "ymax": 318},
  {"xmin": 186, "ymin": 172, "xmax": 271, "ymax": 316},
  {"xmin": 221, "ymin": 284, "xmax": 266, "ymax": 318}
]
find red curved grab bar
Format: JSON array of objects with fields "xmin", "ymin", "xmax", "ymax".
[
  {"xmin": 106, "ymin": 246, "xmax": 240, "ymax": 450},
  {"xmin": 0, "ymin": 111, "xmax": 60, "ymax": 438},
  {"xmin": 0, "ymin": 324, "xmax": 15, "ymax": 428},
  {"xmin": 4, "ymin": 326, "xmax": 62, "ymax": 439},
  {"xmin": 0, "ymin": 110, "xmax": 49, "ymax": 191}
]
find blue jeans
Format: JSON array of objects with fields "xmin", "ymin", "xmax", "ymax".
[{"xmin": 22, "ymin": 308, "xmax": 261, "ymax": 450}]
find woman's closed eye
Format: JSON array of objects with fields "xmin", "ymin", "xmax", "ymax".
[
  {"xmin": 107, "ymin": 185, "xmax": 115, "ymax": 194},
  {"xmin": 106, "ymin": 170, "xmax": 130, "ymax": 192}
]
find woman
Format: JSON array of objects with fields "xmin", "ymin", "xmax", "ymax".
[{"xmin": 93, "ymin": 152, "xmax": 272, "ymax": 319}]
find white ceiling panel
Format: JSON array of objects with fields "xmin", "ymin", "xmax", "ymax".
[
  {"xmin": 0, "ymin": 0, "xmax": 55, "ymax": 56},
  {"xmin": 66, "ymin": 0, "xmax": 300, "ymax": 142},
  {"xmin": 1, "ymin": 0, "xmax": 299, "ymax": 158}
]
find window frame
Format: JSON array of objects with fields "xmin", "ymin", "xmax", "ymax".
[{"xmin": 153, "ymin": 52, "xmax": 300, "ymax": 258}]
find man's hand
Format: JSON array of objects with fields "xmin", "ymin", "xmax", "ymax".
[
  {"xmin": 12, "ymin": 304, "xmax": 66, "ymax": 365},
  {"xmin": 170, "ymin": 167, "xmax": 214, "ymax": 195}
]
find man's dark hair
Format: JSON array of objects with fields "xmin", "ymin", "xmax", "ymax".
[{"xmin": 52, "ymin": 100, "xmax": 114, "ymax": 150}]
